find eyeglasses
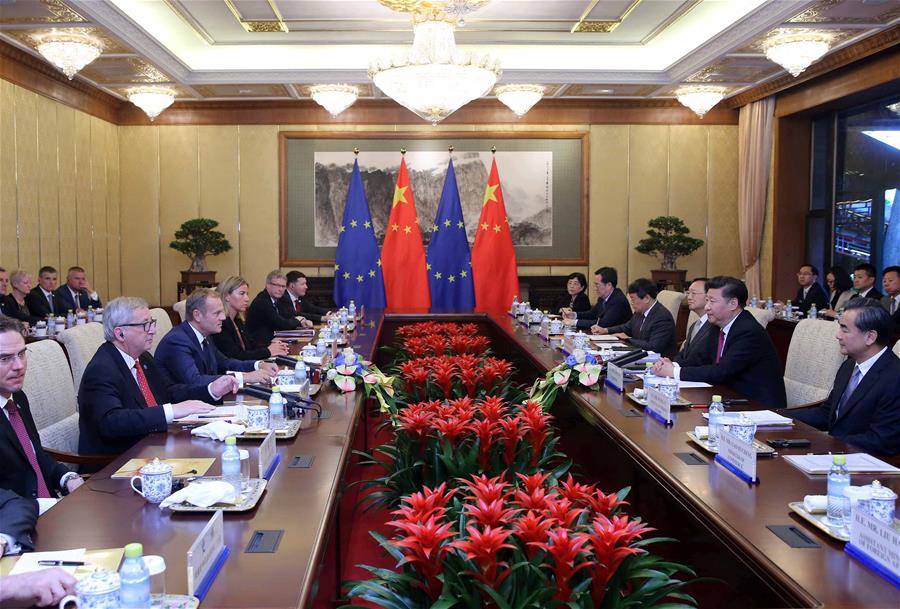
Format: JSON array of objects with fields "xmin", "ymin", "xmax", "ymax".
[
  {"xmin": 117, "ymin": 320, "xmax": 157, "ymax": 333},
  {"xmin": 0, "ymin": 348, "xmax": 28, "ymax": 365}
]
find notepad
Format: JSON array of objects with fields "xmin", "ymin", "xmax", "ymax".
[
  {"xmin": 589, "ymin": 335, "xmax": 620, "ymax": 342},
  {"xmin": 702, "ymin": 409, "xmax": 794, "ymax": 427},
  {"xmin": 783, "ymin": 453, "xmax": 900, "ymax": 475},
  {"xmin": 111, "ymin": 458, "xmax": 215, "ymax": 479},
  {"xmin": 8, "ymin": 549, "xmax": 86, "ymax": 575},
  {"xmin": 175, "ymin": 405, "xmax": 240, "ymax": 424},
  {"xmin": 677, "ymin": 380, "xmax": 713, "ymax": 389}
]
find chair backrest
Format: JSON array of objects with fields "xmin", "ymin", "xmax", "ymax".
[
  {"xmin": 656, "ymin": 290, "xmax": 685, "ymax": 322},
  {"xmin": 784, "ymin": 318, "xmax": 846, "ymax": 408},
  {"xmin": 746, "ymin": 307, "xmax": 775, "ymax": 328},
  {"xmin": 56, "ymin": 323, "xmax": 106, "ymax": 391},
  {"xmin": 893, "ymin": 340, "xmax": 900, "ymax": 358},
  {"xmin": 149, "ymin": 307, "xmax": 174, "ymax": 355},
  {"xmin": 173, "ymin": 300, "xmax": 186, "ymax": 322},
  {"xmin": 22, "ymin": 339, "xmax": 80, "ymax": 454}
]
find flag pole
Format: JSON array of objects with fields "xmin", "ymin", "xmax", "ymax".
[
  {"xmin": 400, "ymin": 147, "xmax": 406, "ymax": 156},
  {"xmin": 448, "ymin": 145, "xmax": 454, "ymax": 156},
  {"xmin": 353, "ymin": 147, "xmax": 359, "ymax": 156},
  {"xmin": 491, "ymin": 145, "xmax": 496, "ymax": 155}
]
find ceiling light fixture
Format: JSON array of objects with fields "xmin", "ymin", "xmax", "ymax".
[
  {"xmin": 35, "ymin": 32, "xmax": 103, "ymax": 80},
  {"xmin": 495, "ymin": 84, "xmax": 544, "ymax": 117},
  {"xmin": 763, "ymin": 32, "xmax": 831, "ymax": 77},
  {"xmin": 675, "ymin": 86, "xmax": 727, "ymax": 118},
  {"xmin": 310, "ymin": 84, "xmax": 359, "ymax": 117},
  {"xmin": 127, "ymin": 87, "xmax": 176, "ymax": 121},
  {"xmin": 369, "ymin": 9, "xmax": 500, "ymax": 124},
  {"xmin": 442, "ymin": 0, "xmax": 492, "ymax": 27}
]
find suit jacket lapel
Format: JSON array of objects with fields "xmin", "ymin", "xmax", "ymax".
[
  {"xmin": 833, "ymin": 354, "xmax": 886, "ymax": 425},
  {"xmin": 106, "ymin": 343, "xmax": 147, "ymax": 407},
  {"xmin": 0, "ymin": 405, "xmax": 28, "ymax": 461}
]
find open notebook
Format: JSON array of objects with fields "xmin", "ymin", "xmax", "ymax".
[{"xmin": 783, "ymin": 453, "xmax": 900, "ymax": 475}]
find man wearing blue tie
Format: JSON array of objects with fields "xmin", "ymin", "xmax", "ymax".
[
  {"xmin": 155, "ymin": 289, "xmax": 279, "ymax": 388},
  {"xmin": 53, "ymin": 267, "xmax": 101, "ymax": 312}
]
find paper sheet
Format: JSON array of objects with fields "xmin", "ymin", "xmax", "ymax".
[
  {"xmin": 702, "ymin": 410, "xmax": 794, "ymax": 426},
  {"xmin": 589, "ymin": 335, "xmax": 621, "ymax": 342},
  {"xmin": 36, "ymin": 498, "xmax": 58, "ymax": 516},
  {"xmin": 784, "ymin": 453, "xmax": 900, "ymax": 475},
  {"xmin": 176, "ymin": 405, "xmax": 240, "ymax": 424},
  {"xmin": 677, "ymin": 380, "xmax": 713, "ymax": 388},
  {"xmin": 9, "ymin": 548, "xmax": 86, "ymax": 575},
  {"xmin": 111, "ymin": 458, "xmax": 216, "ymax": 479}
]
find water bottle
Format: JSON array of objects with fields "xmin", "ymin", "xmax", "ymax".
[
  {"xmin": 221, "ymin": 437, "xmax": 242, "ymax": 496},
  {"xmin": 47, "ymin": 316, "xmax": 57, "ymax": 336},
  {"xmin": 785, "ymin": 300, "xmax": 793, "ymax": 319},
  {"xmin": 340, "ymin": 308, "xmax": 348, "ymax": 325},
  {"xmin": 119, "ymin": 543, "xmax": 151, "ymax": 609},
  {"xmin": 707, "ymin": 394, "xmax": 725, "ymax": 449},
  {"xmin": 315, "ymin": 338, "xmax": 326, "ymax": 357},
  {"xmin": 827, "ymin": 454, "xmax": 850, "ymax": 528},
  {"xmin": 66, "ymin": 309, "xmax": 75, "ymax": 328},
  {"xmin": 87, "ymin": 306, "xmax": 95, "ymax": 322},
  {"xmin": 643, "ymin": 362, "xmax": 656, "ymax": 390},
  {"xmin": 765, "ymin": 297, "xmax": 773, "ymax": 312},
  {"xmin": 269, "ymin": 388, "xmax": 285, "ymax": 430},
  {"xmin": 511, "ymin": 295, "xmax": 519, "ymax": 313},
  {"xmin": 750, "ymin": 295, "xmax": 758, "ymax": 308},
  {"xmin": 348, "ymin": 300, "xmax": 356, "ymax": 319},
  {"xmin": 294, "ymin": 361, "xmax": 310, "ymax": 399},
  {"xmin": 809, "ymin": 303, "xmax": 818, "ymax": 319}
]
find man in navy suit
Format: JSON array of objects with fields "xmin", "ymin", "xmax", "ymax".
[
  {"xmin": 0, "ymin": 488, "xmax": 38, "ymax": 556},
  {"xmin": 654, "ymin": 276, "xmax": 786, "ymax": 409},
  {"xmin": 675, "ymin": 278, "xmax": 715, "ymax": 365},
  {"xmin": 850, "ymin": 263, "xmax": 883, "ymax": 301},
  {"xmin": 562, "ymin": 267, "xmax": 632, "ymax": 331},
  {"xmin": 593, "ymin": 278, "xmax": 677, "ymax": 356},
  {"xmin": 0, "ymin": 317, "xmax": 83, "ymax": 500},
  {"xmin": 53, "ymin": 266, "xmax": 101, "ymax": 312},
  {"xmin": 246, "ymin": 270, "xmax": 313, "ymax": 345},
  {"xmin": 25, "ymin": 266, "xmax": 60, "ymax": 319},
  {"xmin": 793, "ymin": 264, "xmax": 829, "ymax": 315},
  {"xmin": 880, "ymin": 265, "xmax": 900, "ymax": 329},
  {"xmin": 156, "ymin": 288, "xmax": 278, "ymax": 387},
  {"xmin": 787, "ymin": 300, "xmax": 900, "ymax": 456},
  {"xmin": 78, "ymin": 297, "xmax": 237, "ymax": 458}
]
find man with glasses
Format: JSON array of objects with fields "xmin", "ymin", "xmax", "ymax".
[
  {"xmin": 561, "ymin": 267, "xmax": 631, "ymax": 332},
  {"xmin": 674, "ymin": 278, "xmax": 714, "ymax": 365},
  {"xmin": 78, "ymin": 297, "xmax": 236, "ymax": 460},
  {"xmin": 793, "ymin": 264, "xmax": 829, "ymax": 315},
  {"xmin": 0, "ymin": 317, "xmax": 83, "ymax": 500},
  {"xmin": 246, "ymin": 270, "xmax": 313, "ymax": 345}
]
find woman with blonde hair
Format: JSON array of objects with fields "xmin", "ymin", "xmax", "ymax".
[
  {"xmin": 213, "ymin": 276, "xmax": 289, "ymax": 359},
  {"xmin": 0, "ymin": 270, "xmax": 41, "ymax": 325}
]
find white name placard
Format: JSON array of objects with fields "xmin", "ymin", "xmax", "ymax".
[
  {"xmin": 718, "ymin": 430, "xmax": 757, "ymax": 482},
  {"xmin": 645, "ymin": 387, "xmax": 672, "ymax": 424},
  {"xmin": 258, "ymin": 430, "xmax": 276, "ymax": 479},
  {"xmin": 186, "ymin": 510, "xmax": 225, "ymax": 597},
  {"xmin": 606, "ymin": 363, "xmax": 624, "ymax": 393},
  {"xmin": 848, "ymin": 508, "xmax": 900, "ymax": 581}
]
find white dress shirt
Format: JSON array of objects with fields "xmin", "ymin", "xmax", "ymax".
[
  {"xmin": 187, "ymin": 323, "xmax": 261, "ymax": 383},
  {"xmin": 672, "ymin": 311, "xmax": 739, "ymax": 381}
]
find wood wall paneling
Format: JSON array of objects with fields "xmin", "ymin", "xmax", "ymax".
[
  {"xmin": 589, "ymin": 124, "xmax": 629, "ymax": 298},
  {"xmin": 105, "ymin": 116, "xmax": 121, "ymax": 300},
  {"xmin": 198, "ymin": 127, "xmax": 240, "ymax": 280},
  {"xmin": 57, "ymin": 105, "xmax": 78, "ymax": 273},
  {"xmin": 74, "ymin": 111, "xmax": 93, "ymax": 279},
  {"xmin": 159, "ymin": 126, "xmax": 200, "ymax": 305},
  {"xmin": 91, "ymin": 117, "xmax": 109, "ymax": 299},
  {"xmin": 1, "ymin": 80, "xmax": 19, "ymax": 268},
  {"xmin": 772, "ymin": 116, "xmax": 811, "ymax": 300},
  {"xmin": 14, "ymin": 86, "xmax": 39, "ymax": 276},
  {"xmin": 707, "ymin": 126, "xmax": 742, "ymax": 279},
  {"xmin": 118, "ymin": 127, "xmax": 160, "ymax": 304},
  {"xmin": 668, "ymin": 125, "xmax": 709, "ymax": 280},
  {"xmin": 628, "ymin": 125, "xmax": 670, "ymax": 281},
  {"xmin": 238, "ymin": 125, "xmax": 280, "ymax": 294},
  {"xmin": 37, "ymin": 94, "xmax": 60, "ymax": 273}
]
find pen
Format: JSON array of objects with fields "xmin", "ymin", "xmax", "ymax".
[
  {"xmin": 197, "ymin": 414, "xmax": 233, "ymax": 419},
  {"xmin": 38, "ymin": 560, "xmax": 86, "ymax": 567}
]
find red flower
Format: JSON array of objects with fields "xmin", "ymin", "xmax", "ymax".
[
  {"xmin": 389, "ymin": 516, "xmax": 456, "ymax": 600},
  {"xmin": 403, "ymin": 367, "xmax": 430, "ymax": 401},
  {"xmin": 451, "ymin": 525, "xmax": 516, "ymax": 588},
  {"xmin": 558, "ymin": 475, "xmax": 595, "ymax": 506},
  {"xmin": 433, "ymin": 416, "xmax": 470, "ymax": 445},
  {"xmin": 479, "ymin": 396, "xmax": 508, "ymax": 422},
  {"xmin": 514, "ymin": 483, "xmax": 554, "ymax": 511},
  {"xmin": 465, "ymin": 498, "xmax": 521, "ymax": 528},
  {"xmin": 543, "ymin": 496, "xmax": 586, "ymax": 528},
  {"xmin": 496, "ymin": 417, "xmax": 521, "ymax": 466},
  {"xmin": 577, "ymin": 515, "xmax": 653, "ymax": 605},
  {"xmin": 432, "ymin": 362, "xmax": 456, "ymax": 398},
  {"xmin": 517, "ymin": 471, "xmax": 550, "ymax": 495},
  {"xmin": 513, "ymin": 510, "xmax": 554, "ymax": 559},
  {"xmin": 396, "ymin": 404, "xmax": 434, "ymax": 442},
  {"xmin": 463, "ymin": 474, "xmax": 510, "ymax": 504},
  {"xmin": 584, "ymin": 489, "xmax": 628, "ymax": 518},
  {"xmin": 530, "ymin": 527, "xmax": 591, "ymax": 601},
  {"xmin": 468, "ymin": 335, "xmax": 490, "ymax": 354},
  {"xmin": 517, "ymin": 401, "xmax": 553, "ymax": 465},
  {"xmin": 391, "ymin": 482, "xmax": 457, "ymax": 523},
  {"xmin": 470, "ymin": 418, "xmax": 497, "ymax": 470},
  {"xmin": 459, "ymin": 367, "xmax": 481, "ymax": 397}
]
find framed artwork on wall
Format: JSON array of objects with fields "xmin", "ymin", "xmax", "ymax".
[{"xmin": 279, "ymin": 131, "xmax": 589, "ymax": 266}]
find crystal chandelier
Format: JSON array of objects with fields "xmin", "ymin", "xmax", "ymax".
[
  {"xmin": 369, "ymin": 17, "xmax": 501, "ymax": 124},
  {"xmin": 35, "ymin": 32, "xmax": 103, "ymax": 80},
  {"xmin": 127, "ymin": 87, "xmax": 176, "ymax": 121},
  {"xmin": 675, "ymin": 86, "xmax": 727, "ymax": 118},
  {"xmin": 763, "ymin": 33, "xmax": 831, "ymax": 77},
  {"xmin": 495, "ymin": 84, "xmax": 544, "ymax": 117},
  {"xmin": 442, "ymin": 0, "xmax": 492, "ymax": 27},
  {"xmin": 310, "ymin": 84, "xmax": 359, "ymax": 117}
]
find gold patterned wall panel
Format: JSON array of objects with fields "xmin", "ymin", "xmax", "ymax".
[
  {"xmin": 74, "ymin": 111, "xmax": 93, "ymax": 279},
  {"xmin": 627, "ymin": 125, "xmax": 669, "ymax": 282},
  {"xmin": 238, "ymin": 125, "xmax": 280, "ymax": 296},
  {"xmin": 105, "ymin": 122, "xmax": 121, "ymax": 299},
  {"xmin": 589, "ymin": 124, "xmax": 629, "ymax": 299},
  {"xmin": 159, "ymin": 126, "xmax": 200, "ymax": 305},
  {"xmin": 1, "ymin": 81, "xmax": 19, "ymax": 268},
  {"xmin": 14, "ymin": 87, "xmax": 40, "ymax": 277},
  {"xmin": 198, "ymin": 127, "xmax": 240, "ymax": 280},
  {"xmin": 667, "ymin": 125, "xmax": 708, "ymax": 281},
  {"xmin": 91, "ymin": 117, "xmax": 109, "ymax": 300},
  {"xmin": 56, "ymin": 105, "xmax": 78, "ymax": 272},
  {"xmin": 37, "ymin": 94, "xmax": 61, "ymax": 273},
  {"xmin": 707, "ymin": 126, "xmax": 741, "ymax": 279},
  {"xmin": 119, "ymin": 126, "xmax": 160, "ymax": 304}
]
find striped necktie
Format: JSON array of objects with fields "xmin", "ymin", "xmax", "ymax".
[
  {"xmin": 4, "ymin": 400, "xmax": 51, "ymax": 498},
  {"xmin": 133, "ymin": 362, "xmax": 158, "ymax": 407}
]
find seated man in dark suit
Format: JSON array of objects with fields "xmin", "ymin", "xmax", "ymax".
[
  {"xmin": 0, "ymin": 488, "xmax": 38, "ymax": 556},
  {"xmin": 54, "ymin": 266, "xmax": 101, "ymax": 312},
  {"xmin": 787, "ymin": 300, "xmax": 900, "ymax": 456},
  {"xmin": 282, "ymin": 271, "xmax": 331, "ymax": 324},
  {"xmin": 654, "ymin": 276, "xmax": 787, "ymax": 409},
  {"xmin": 0, "ymin": 317, "xmax": 83, "ymax": 500},
  {"xmin": 593, "ymin": 278, "xmax": 677, "ymax": 356},
  {"xmin": 850, "ymin": 263, "xmax": 883, "ymax": 302},
  {"xmin": 880, "ymin": 265, "xmax": 900, "ymax": 329},
  {"xmin": 25, "ymin": 266, "xmax": 60, "ymax": 320},
  {"xmin": 793, "ymin": 264, "xmax": 829, "ymax": 315},
  {"xmin": 562, "ymin": 267, "xmax": 632, "ymax": 331},
  {"xmin": 246, "ymin": 270, "xmax": 313, "ymax": 345},
  {"xmin": 675, "ymin": 278, "xmax": 715, "ymax": 365},
  {"xmin": 156, "ymin": 288, "xmax": 278, "ymax": 387},
  {"xmin": 78, "ymin": 297, "xmax": 236, "ymax": 458}
]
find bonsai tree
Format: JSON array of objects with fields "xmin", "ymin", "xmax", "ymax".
[
  {"xmin": 169, "ymin": 218, "xmax": 231, "ymax": 272},
  {"xmin": 635, "ymin": 215, "xmax": 704, "ymax": 271}
]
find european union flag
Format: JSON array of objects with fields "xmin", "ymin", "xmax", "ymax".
[
  {"xmin": 333, "ymin": 159, "xmax": 387, "ymax": 310},
  {"xmin": 426, "ymin": 159, "xmax": 475, "ymax": 311}
]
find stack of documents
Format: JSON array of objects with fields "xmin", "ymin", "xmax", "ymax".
[
  {"xmin": 784, "ymin": 453, "xmax": 900, "ymax": 475},
  {"xmin": 703, "ymin": 410, "xmax": 794, "ymax": 426}
]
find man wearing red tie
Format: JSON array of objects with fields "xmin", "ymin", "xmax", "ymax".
[
  {"xmin": 0, "ymin": 317, "xmax": 83, "ymax": 499},
  {"xmin": 283, "ymin": 271, "xmax": 331, "ymax": 324},
  {"xmin": 78, "ymin": 297, "xmax": 235, "ymax": 461}
]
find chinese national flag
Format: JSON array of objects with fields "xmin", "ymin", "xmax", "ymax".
[
  {"xmin": 472, "ymin": 157, "xmax": 519, "ymax": 312},
  {"xmin": 381, "ymin": 157, "xmax": 431, "ymax": 310}
]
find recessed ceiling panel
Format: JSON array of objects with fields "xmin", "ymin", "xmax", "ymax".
[
  {"xmin": 1, "ymin": 26, "xmax": 133, "ymax": 54},
  {"xmin": 296, "ymin": 82, "xmax": 377, "ymax": 97},
  {"xmin": 788, "ymin": 0, "xmax": 900, "ymax": 24},
  {"xmin": 79, "ymin": 56, "xmax": 172, "ymax": 84},
  {"xmin": 686, "ymin": 56, "xmax": 783, "ymax": 84},
  {"xmin": 564, "ymin": 84, "xmax": 662, "ymax": 97},
  {"xmin": 230, "ymin": 1, "xmax": 280, "ymax": 21},
  {"xmin": 0, "ymin": 0, "xmax": 86, "ymax": 23},
  {"xmin": 734, "ymin": 26, "xmax": 868, "ymax": 54},
  {"xmin": 192, "ymin": 83, "xmax": 291, "ymax": 97}
]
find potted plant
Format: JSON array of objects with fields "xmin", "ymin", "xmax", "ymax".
[
  {"xmin": 634, "ymin": 215, "xmax": 704, "ymax": 288},
  {"xmin": 170, "ymin": 218, "xmax": 231, "ymax": 284}
]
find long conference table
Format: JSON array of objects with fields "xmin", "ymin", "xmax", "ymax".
[{"xmin": 26, "ymin": 313, "xmax": 900, "ymax": 609}]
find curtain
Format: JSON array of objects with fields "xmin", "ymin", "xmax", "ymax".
[{"xmin": 737, "ymin": 97, "xmax": 775, "ymax": 298}]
